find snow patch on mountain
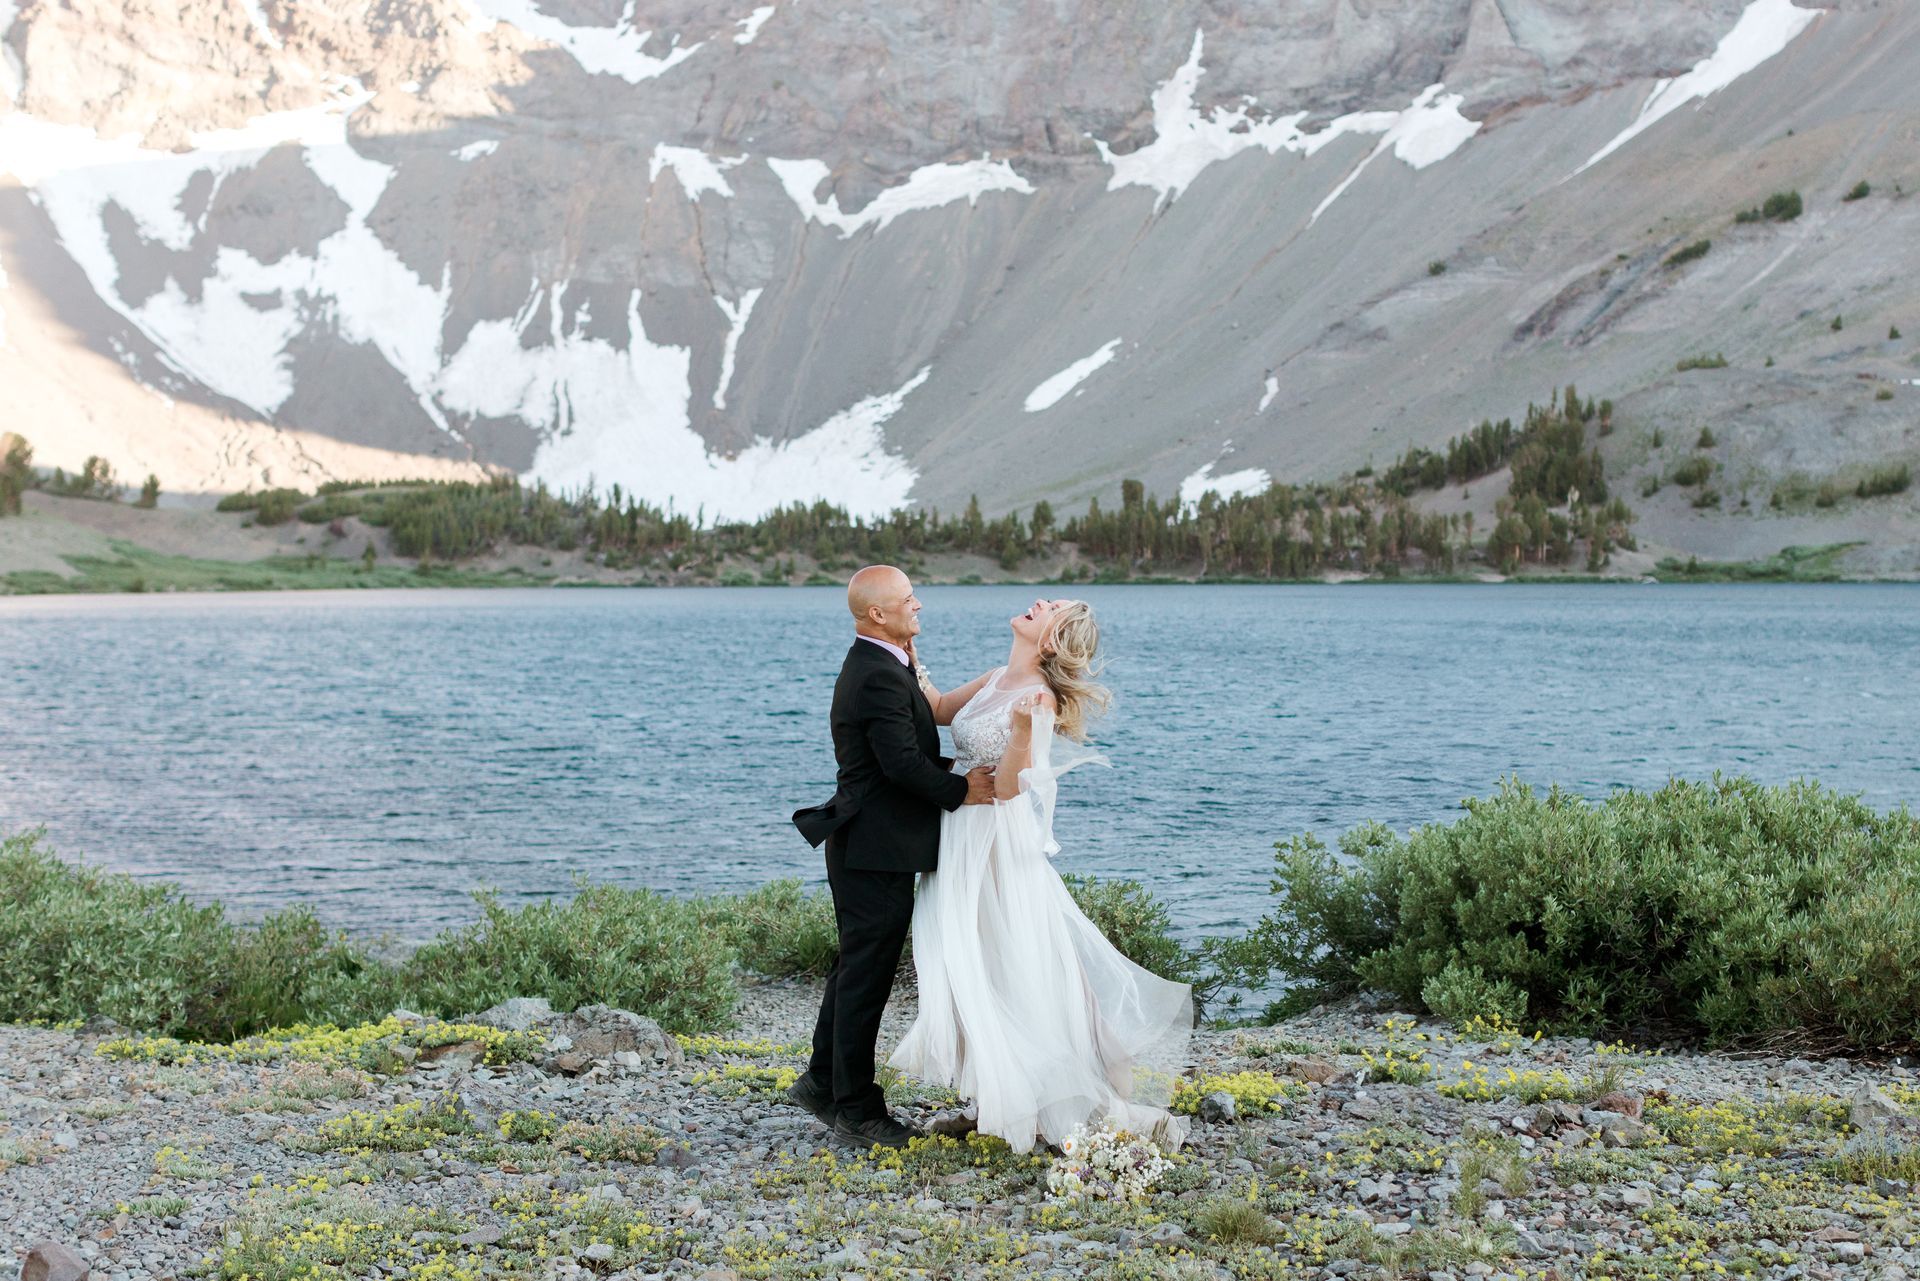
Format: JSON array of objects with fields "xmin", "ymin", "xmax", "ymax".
[
  {"xmin": 1180, "ymin": 458, "xmax": 1271, "ymax": 505},
  {"xmin": 1258, "ymin": 374, "xmax": 1278, "ymax": 413},
  {"xmin": 734, "ymin": 5, "xmax": 774, "ymax": 44},
  {"xmin": 713, "ymin": 287, "xmax": 762, "ymax": 411},
  {"xmin": 1095, "ymin": 30, "xmax": 1479, "ymax": 212},
  {"xmin": 443, "ymin": 280, "xmax": 922, "ymax": 520},
  {"xmin": 768, "ymin": 154, "xmax": 1033, "ymax": 236},
  {"xmin": 1309, "ymin": 85, "xmax": 1481, "ymax": 224},
  {"xmin": 1024, "ymin": 339, "xmax": 1121, "ymax": 412},
  {"xmin": 0, "ymin": 86, "xmax": 451, "ymax": 424},
  {"xmin": 1577, "ymin": 0, "xmax": 1820, "ymax": 175},
  {"xmin": 461, "ymin": 0, "xmax": 701, "ymax": 83},
  {"xmin": 239, "ymin": 0, "xmax": 282, "ymax": 48},
  {"xmin": 651, "ymin": 144, "xmax": 745, "ymax": 200},
  {"xmin": 455, "ymin": 139, "xmax": 499, "ymax": 161}
]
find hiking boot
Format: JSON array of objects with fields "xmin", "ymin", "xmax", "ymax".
[
  {"xmin": 785, "ymin": 1072, "xmax": 835, "ymax": 1124},
  {"xmin": 832, "ymin": 1111, "xmax": 920, "ymax": 1150}
]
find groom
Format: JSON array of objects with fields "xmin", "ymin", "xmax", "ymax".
[{"xmin": 789, "ymin": 565, "xmax": 995, "ymax": 1149}]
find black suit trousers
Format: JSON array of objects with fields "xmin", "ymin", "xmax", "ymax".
[{"xmin": 808, "ymin": 839, "xmax": 915, "ymax": 1122}]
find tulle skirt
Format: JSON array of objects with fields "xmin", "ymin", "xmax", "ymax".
[{"xmin": 887, "ymin": 793, "xmax": 1193, "ymax": 1155}]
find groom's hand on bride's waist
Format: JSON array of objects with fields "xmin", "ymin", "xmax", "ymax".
[{"xmin": 962, "ymin": 765, "xmax": 996, "ymax": 805}]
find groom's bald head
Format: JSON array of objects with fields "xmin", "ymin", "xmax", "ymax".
[{"xmin": 848, "ymin": 565, "xmax": 921, "ymax": 645}]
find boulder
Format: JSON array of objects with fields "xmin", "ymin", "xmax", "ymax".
[
  {"xmin": 469, "ymin": 997, "xmax": 556, "ymax": 1032},
  {"xmin": 1284, "ymin": 1057, "xmax": 1343, "ymax": 1084},
  {"xmin": 1850, "ymin": 1084, "xmax": 1905, "ymax": 1131},
  {"xmin": 21, "ymin": 1242, "xmax": 89, "ymax": 1281},
  {"xmin": 540, "ymin": 1005, "xmax": 682, "ymax": 1073},
  {"xmin": 1589, "ymin": 1092, "xmax": 1644, "ymax": 1119},
  {"xmin": 74, "ymin": 1015, "xmax": 124, "ymax": 1039},
  {"xmin": 1198, "ymin": 1091, "xmax": 1237, "ymax": 1123}
]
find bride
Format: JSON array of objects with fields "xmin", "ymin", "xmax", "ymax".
[{"xmin": 890, "ymin": 598, "xmax": 1193, "ymax": 1154}]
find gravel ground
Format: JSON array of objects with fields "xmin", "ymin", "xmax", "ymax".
[{"xmin": 2, "ymin": 979, "xmax": 1916, "ymax": 1281}]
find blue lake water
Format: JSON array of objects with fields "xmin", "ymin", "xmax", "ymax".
[{"xmin": 1, "ymin": 584, "xmax": 1915, "ymax": 944}]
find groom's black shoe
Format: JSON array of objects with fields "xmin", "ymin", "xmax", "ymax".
[
  {"xmin": 785, "ymin": 1072, "xmax": 835, "ymax": 1124},
  {"xmin": 832, "ymin": 1111, "xmax": 920, "ymax": 1151}
]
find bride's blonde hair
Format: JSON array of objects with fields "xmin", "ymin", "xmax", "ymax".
[{"xmin": 1038, "ymin": 600, "xmax": 1112, "ymax": 742}]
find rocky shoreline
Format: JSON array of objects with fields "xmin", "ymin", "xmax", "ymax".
[{"xmin": 3, "ymin": 980, "xmax": 1917, "ymax": 1281}]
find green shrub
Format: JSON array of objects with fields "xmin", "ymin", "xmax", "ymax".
[
  {"xmin": 1856, "ymin": 463, "xmax": 1911, "ymax": 498},
  {"xmin": 298, "ymin": 494, "xmax": 366, "ymax": 524},
  {"xmin": 1671, "ymin": 456, "xmax": 1713, "ymax": 486},
  {"xmin": 1665, "ymin": 240, "xmax": 1710, "ymax": 268},
  {"xmin": 1737, "ymin": 191, "xmax": 1802, "ymax": 224},
  {"xmin": 1675, "ymin": 354, "xmax": 1727, "ymax": 372},
  {"xmin": 400, "ymin": 883, "xmax": 738, "ymax": 1034},
  {"xmin": 1428, "ymin": 261, "xmax": 1447, "ymax": 276},
  {"xmin": 1240, "ymin": 778, "xmax": 1920, "ymax": 1051},
  {"xmin": 218, "ymin": 488, "xmax": 307, "ymax": 525},
  {"xmin": 1844, "ymin": 180, "xmax": 1870, "ymax": 202},
  {"xmin": 1695, "ymin": 427, "xmax": 1717, "ymax": 449},
  {"xmin": 0, "ymin": 832, "xmax": 391, "ymax": 1039},
  {"xmin": 1832, "ymin": 316, "xmax": 1844, "ymax": 332},
  {"xmin": 696, "ymin": 879, "xmax": 838, "ymax": 978}
]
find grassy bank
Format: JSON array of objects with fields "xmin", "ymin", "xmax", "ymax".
[
  {"xmin": 7, "ymin": 773, "xmax": 1919, "ymax": 1055},
  {"xmin": 0, "ymin": 540, "xmax": 557, "ymax": 595},
  {"xmin": 1650, "ymin": 542, "xmax": 1866, "ymax": 582}
]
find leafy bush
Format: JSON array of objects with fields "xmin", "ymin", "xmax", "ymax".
[
  {"xmin": 1736, "ymin": 191, "xmax": 1801, "ymax": 223},
  {"xmin": 1671, "ymin": 456, "xmax": 1713, "ymax": 486},
  {"xmin": 1239, "ymin": 778, "xmax": 1920, "ymax": 1051},
  {"xmin": 1665, "ymin": 240, "xmax": 1711, "ymax": 268},
  {"xmin": 1832, "ymin": 316, "xmax": 1844, "ymax": 332},
  {"xmin": 217, "ymin": 488, "xmax": 307, "ymax": 525},
  {"xmin": 1427, "ymin": 261, "xmax": 1447, "ymax": 276},
  {"xmin": 0, "ymin": 831, "xmax": 391, "ymax": 1040},
  {"xmin": 1844, "ymin": 180, "xmax": 1870, "ymax": 202},
  {"xmin": 298, "ymin": 494, "xmax": 366, "ymax": 524},
  {"xmin": 1695, "ymin": 427, "xmax": 1717, "ymax": 448},
  {"xmin": 1856, "ymin": 463, "xmax": 1911, "ymax": 498},
  {"xmin": 401, "ymin": 883, "xmax": 739, "ymax": 1034},
  {"xmin": 1675, "ymin": 354, "xmax": 1728, "ymax": 372},
  {"xmin": 695, "ymin": 878, "xmax": 837, "ymax": 978}
]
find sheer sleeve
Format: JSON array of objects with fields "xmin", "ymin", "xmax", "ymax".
[{"xmin": 1014, "ymin": 705, "xmax": 1109, "ymax": 857}]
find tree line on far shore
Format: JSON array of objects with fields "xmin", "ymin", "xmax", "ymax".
[{"xmin": 0, "ymin": 384, "xmax": 1637, "ymax": 578}]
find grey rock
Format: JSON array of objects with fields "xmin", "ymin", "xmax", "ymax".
[
  {"xmin": 469, "ymin": 998, "xmax": 555, "ymax": 1032},
  {"xmin": 1851, "ymin": 1084, "xmax": 1906, "ymax": 1130},
  {"xmin": 1199, "ymin": 1090, "xmax": 1237, "ymax": 1123},
  {"xmin": 21, "ymin": 1242, "xmax": 89, "ymax": 1281}
]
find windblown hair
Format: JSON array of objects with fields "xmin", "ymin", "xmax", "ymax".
[{"xmin": 1037, "ymin": 600, "xmax": 1112, "ymax": 742}]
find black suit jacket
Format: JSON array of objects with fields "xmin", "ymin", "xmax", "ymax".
[{"xmin": 792, "ymin": 639, "xmax": 969, "ymax": 873}]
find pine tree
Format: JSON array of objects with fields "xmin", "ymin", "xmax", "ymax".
[{"xmin": 135, "ymin": 474, "xmax": 161, "ymax": 508}]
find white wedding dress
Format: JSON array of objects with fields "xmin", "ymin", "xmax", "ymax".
[{"xmin": 888, "ymin": 667, "xmax": 1193, "ymax": 1154}]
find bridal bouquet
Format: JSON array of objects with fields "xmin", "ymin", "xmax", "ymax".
[{"xmin": 1045, "ymin": 1122, "xmax": 1173, "ymax": 1201}]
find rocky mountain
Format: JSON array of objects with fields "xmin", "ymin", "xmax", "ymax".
[{"xmin": 0, "ymin": 0, "xmax": 1914, "ymax": 553}]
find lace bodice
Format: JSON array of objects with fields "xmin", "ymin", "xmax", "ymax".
[{"xmin": 950, "ymin": 667, "xmax": 1047, "ymax": 773}]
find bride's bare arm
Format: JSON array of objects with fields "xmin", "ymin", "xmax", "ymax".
[{"xmin": 994, "ymin": 689, "xmax": 1057, "ymax": 799}]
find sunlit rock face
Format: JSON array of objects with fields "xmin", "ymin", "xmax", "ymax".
[{"xmin": 0, "ymin": 0, "xmax": 1911, "ymax": 517}]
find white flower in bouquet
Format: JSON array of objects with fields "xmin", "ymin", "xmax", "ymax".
[{"xmin": 1045, "ymin": 1121, "xmax": 1173, "ymax": 1202}]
